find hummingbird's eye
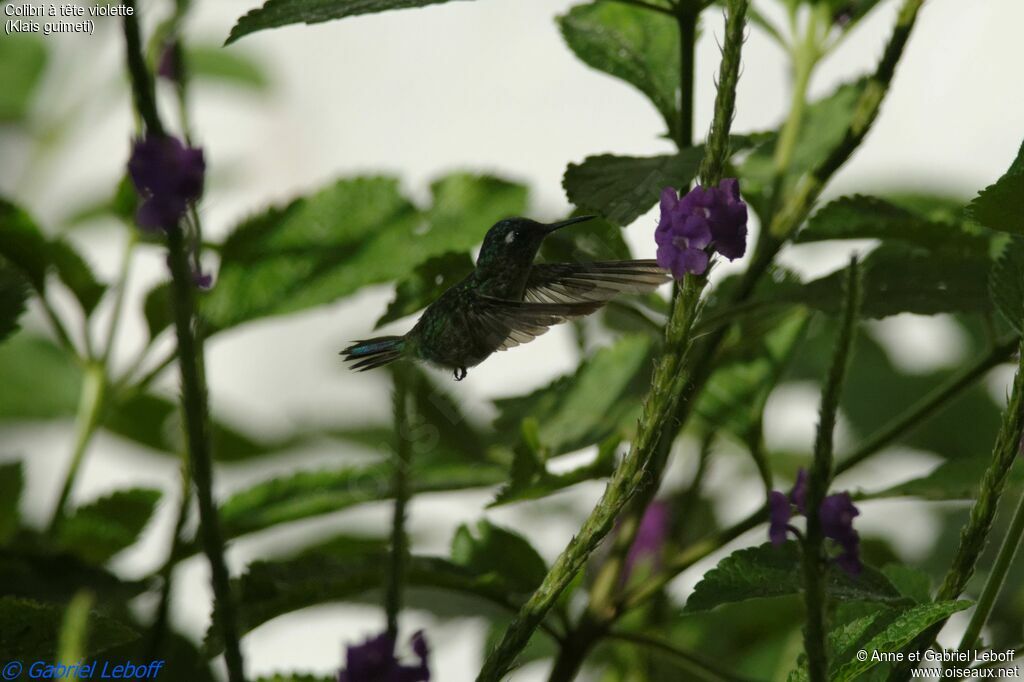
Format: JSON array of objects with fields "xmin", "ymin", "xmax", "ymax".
[{"xmin": 504, "ymin": 230, "xmax": 517, "ymax": 244}]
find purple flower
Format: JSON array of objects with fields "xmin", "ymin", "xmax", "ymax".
[
  {"xmin": 820, "ymin": 492, "xmax": 862, "ymax": 576},
  {"xmin": 623, "ymin": 500, "xmax": 670, "ymax": 581},
  {"xmin": 789, "ymin": 468, "xmax": 808, "ymax": 514},
  {"xmin": 193, "ymin": 268, "xmax": 214, "ymax": 290},
  {"xmin": 654, "ymin": 179, "xmax": 748, "ymax": 279},
  {"xmin": 768, "ymin": 491, "xmax": 791, "ymax": 546},
  {"xmin": 128, "ymin": 135, "xmax": 205, "ymax": 232},
  {"xmin": 338, "ymin": 631, "xmax": 430, "ymax": 682}
]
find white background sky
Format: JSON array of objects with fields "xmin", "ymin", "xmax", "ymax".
[{"xmin": 2, "ymin": 0, "xmax": 1024, "ymax": 679}]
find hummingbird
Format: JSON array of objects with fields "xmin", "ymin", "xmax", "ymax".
[{"xmin": 341, "ymin": 215, "xmax": 670, "ymax": 381}]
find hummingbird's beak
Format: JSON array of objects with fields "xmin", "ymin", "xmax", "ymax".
[{"xmin": 545, "ymin": 215, "xmax": 596, "ymax": 233}]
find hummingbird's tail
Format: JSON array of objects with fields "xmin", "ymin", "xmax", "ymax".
[{"xmin": 340, "ymin": 335, "xmax": 406, "ymax": 372}]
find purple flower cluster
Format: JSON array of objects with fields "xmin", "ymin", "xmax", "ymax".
[
  {"xmin": 623, "ymin": 500, "xmax": 670, "ymax": 583},
  {"xmin": 338, "ymin": 631, "xmax": 430, "ymax": 682},
  {"xmin": 768, "ymin": 469, "xmax": 862, "ymax": 576},
  {"xmin": 655, "ymin": 179, "xmax": 748, "ymax": 279},
  {"xmin": 127, "ymin": 135, "xmax": 204, "ymax": 232}
]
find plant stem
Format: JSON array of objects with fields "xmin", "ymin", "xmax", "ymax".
[
  {"xmin": 607, "ymin": 0, "xmax": 677, "ymax": 17},
  {"xmin": 801, "ymin": 257, "xmax": 862, "ymax": 682},
  {"xmin": 47, "ymin": 362, "xmax": 105, "ymax": 535},
  {"xmin": 675, "ymin": 7, "xmax": 697, "ymax": 150},
  {"xmin": 122, "ymin": 0, "xmax": 163, "ymax": 137},
  {"xmin": 385, "ymin": 366, "xmax": 414, "ymax": 639},
  {"xmin": 146, "ymin": 464, "xmax": 192, "ymax": 659},
  {"xmin": 958, "ymin": 485, "xmax": 1024, "ymax": 653},
  {"xmin": 604, "ymin": 631, "xmax": 758, "ymax": 682},
  {"xmin": 101, "ymin": 233, "xmax": 137, "ymax": 367}
]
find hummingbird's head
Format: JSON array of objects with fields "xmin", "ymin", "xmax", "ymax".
[{"xmin": 476, "ymin": 215, "xmax": 595, "ymax": 269}]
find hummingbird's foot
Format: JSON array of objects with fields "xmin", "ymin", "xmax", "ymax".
[{"xmin": 453, "ymin": 367, "xmax": 468, "ymax": 381}]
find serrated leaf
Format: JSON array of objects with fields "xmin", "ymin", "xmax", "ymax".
[
  {"xmin": 187, "ymin": 45, "xmax": 270, "ymax": 90},
  {"xmin": 216, "ymin": 461, "xmax": 506, "ymax": 541},
  {"xmin": 798, "ymin": 195, "xmax": 987, "ymax": 252},
  {"xmin": 0, "ymin": 35, "xmax": 47, "ymax": 122},
  {"xmin": 563, "ymin": 151, "xmax": 703, "ymax": 226},
  {"xmin": 772, "ymin": 244, "xmax": 992, "ymax": 318},
  {"xmin": 0, "ymin": 333, "xmax": 82, "ymax": 420},
  {"xmin": 684, "ymin": 542, "xmax": 905, "ymax": 613},
  {"xmin": 204, "ymin": 173, "xmax": 525, "ymax": 331},
  {"xmin": 451, "ymin": 520, "xmax": 548, "ymax": 593},
  {"xmin": 377, "ymin": 251, "xmax": 474, "ymax": 327},
  {"xmin": 831, "ymin": 600, "xmax": 971, "ymax": 681},
  {"xmin": 489, "ymin": 436, "xmax": 617, "ymax": 507},
  {"xmin": 206, "ymin": 551, "xmax": 534, "ymax": 654},
  {"xmin": 0, "ymin": 461, "xmax": 24, "ymax": 543},
  {"xmin": 227, "ymin": 0, "xmax": 482, "ymax": 44},
  {"xmin": 0, "ymin": 596, "xmax": 138, "ymax": 659},
  {"xmin": 494, "ymin": 334, "xmax": 653, "ymax": 455},
  {"xmin": 0, "ymin": 260, "xmax": 30, "ymax": 346},
  {"xmin": 56, "ymin": 488, "xmax": 162, "ymax": 564},
  {"xmin": 0, "ymin": 547, "xmax": 146, "ymax": 603},
  {"xmin": 0, "ymin": 199, "xmax": 106, "ymax": 315},
  {"xmin": 966, "ymin": 139, "xmax": 1024, "ymax": 235},
  {"xmin": 989, "ymin": 236, "xmax": 1024, "ymax": 334},
  {"xmin": 559, "ymin": 1, "xmax": 679, "ymax": 139}
]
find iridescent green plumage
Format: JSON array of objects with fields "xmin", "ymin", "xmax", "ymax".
[{"xmin": 341, "ymin": 216, "xmax": 669, "ymax": 380}]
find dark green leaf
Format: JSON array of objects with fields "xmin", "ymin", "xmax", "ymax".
[
  {"xmin": 989, "ymin": 236, "xmax": 1024, "ymax": 334},
  {"xmin": 403, "ymin": 364, "xmax": 488, "ymax": 461},
  {"xmin": 0, "ymin": 461, "xmax": 23, "ymax": 544},
  {"xmin": 684, "ymin": 542, "xmax": 905, "ymax": 612},
  {"xmin": 227, "ymin": 0, "xmax": 482, "ymax": 44},
  {"xmin": 967, "ymin": 139, "xmax": 1024, "ymax": 235},
  {"xmin": 489, "ymin": 436, "xmax": 617, "ymax": 507},
  {"xmin": 494, "ymin": 334, "xmax": 653, "ymax": 455},
  {"xmin": 0, "ymin": 547, "xmax": 146, "ymax": 603},
  {"xmin": 0, "ymin": 35, "xmax": 47, "ymax": 122},
  {"xmin": 772, "ymin": 244, "xmax": 992, "ymax": 318},
  {"xmin": 0, "ymin": 596, "xmax": 138, "ymax": 659},
  {"xmin": 451, "ymin": 520, "xmax": 548, "ymax": 594},
  {"xmin": 880, "ymin": 564, "xmax": 931, "ymax": 604},
  {"xmin": 187, "ymin": 45, "xmax": 270, "ymax": 90},
  {"xmin": 0, "ymin": 333, "xmax": 81, "ymax": 421},
  {"xmin": 143, "ymin": 282, "xmax": 173, "ymax": 339},
  {"xmin": 205, "ymin": 173, "xmax": 525, "ymax": 331},
  {"xmin": 0, "ymin": 199, "xmax": 106, "ymax": 315},
  {"xmin": 797, "ymin": 195, "xmax": 988, "ymax": 252},
  {"xmin": 377, "ymin": 251, "xmax": 474, "ymax": 327},
  {"xmin": 56, "ymin": 488, "xmax": 162, "ymax": 564},
  {"xmin": 0, "ymin": 260, "xmax": 30, "ymax": 345},
  {"xmin": 831, "ymin": 600, "xmax": 971, "ymax": 681},
  {"xmin": 539, "ymin": 213, "xmax": 633, "ymax": 262},
  {"xmin": 559, "ymin": 1, "xmax": 679, "ymax": 139},
  {"xmin": 216, "ymin": 460, "xmax": 506, "ymax": 541},
  {"xmin": 563, "ymin": 150, "xmax": 703, "ymax": 226}
]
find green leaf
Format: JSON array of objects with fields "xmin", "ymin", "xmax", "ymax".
[
  {"xmin": 797, "ymin": 195, "xmax": 987, "ymax": 252},
  {"xmin": 377, "ymin": 251, "xmax": 474, "ymax": 327},
  {"xmin": 494, "ymin": 334, "xmax": 653, "ymax": 455},
  {"xmin": 830, "ymin": 600, "xmax": 971, "ymax": 681},
  {"xmin": 489, "ymin": 436, "xmax": 617, "ymax": 507},
  {"xmin": 0, "ymin": 199, "xmax": 106, "ymax": 315},
  {"xmin": 186, "ymin": 45, "xmax": 270, "ymax": 90},
  {"xmin": 0, "ymin": 596, "xmax": 137, "ymax": 659},
  {"xmin": 559, "ymin": 1, "xmax": 679, "ymax": 139},
  {"xmin": 0, "ymin": 35, "xmax": 47, "ymax": 122},
  {"xmin": 451, "ymin": 520, "xmax": 548, "ymax": 594},
  {"xmin": 0, "ymin": 260, "xmax": 30, "ymax": 346},
  {"xmin": 0, "ymin": 547, "xmax": 146, "ymax": 603},
  {"xmin": 56, "ymin": 488, "xmax": 162, "ymax": 564},
  {"xmin": 204, "ymin": 173, "xmax": 526, "ymax": 331},
  {"xmin": 563, "ymin": 151, "xmax": 703, "ymax": 226},
  {"xmin": 695, "ymin": 308, "xmax": 809, "ymax": 443},
  {"xmin": 402, "ymin": 364, "xmax": 489, "ymax": 461},
  {"xmin": 0, "ymin": 333, "xmax": 82, "ymax": 421},
  {"xmin": 227, "ymin": 0, "xmax": 482, "ymax": 44},
  {"xmin": 772, "ymin": 244, "xmax": 992, "ymax": 318},
  {"xmin": 216, "ymin": 460, "xmax": 506, "ymax": 541},
  {"xmin": 207, "ymin": 551, "xmax": 534, "ymax": 654},
  {"xmin": 880, "ymin": 564, "xmax": 931, "ymax": 604},
  {"xmin": 989, "ymin": 236, "xmax": 1024, "ymax": 334},
  {"xmin": 684, "ymin": 542, "xmax": 906, "ymax": 613},
  {"xmin": 143, "ymin": 281, "xmax": 173, "ymax": 340},
  {"xmin": 539, "ymin": 212, "xmax": 633, "ymax": 262},
  {"xmin": 966, "ymin": 139, "xmax": 1024, "ymax": 235},
  {"xmin": 860, "ymin": 455, "xmax": 1023, "ymax": 501},
  {"xmin": 0, "ymin": 461, "xmax": 24, "ymax": 544}
]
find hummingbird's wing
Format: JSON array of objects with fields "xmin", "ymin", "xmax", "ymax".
[
  {"xmin": 523, "ymin": 260, "xmax": 670, "ymax": 305},
  {"xmin": 470, "ymin": 297, "xmax": 604, "ymax": 351}
]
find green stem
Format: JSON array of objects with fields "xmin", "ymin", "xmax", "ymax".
[
  {"xmin": 608, "ymin": 0, "xmax": 677, "ymax": 16},
  {"xmin": 122, "ymin": 0, "xmax": 163, "ymax": 136},
  {"xmin": 675, "ymin": 8, "xmax": 697, "ymax": 150},
  {"xmin": 166, "ymin": 228, "xmax": 245, "ymax": 682},
  {"xmin": 385, "ymin": 367, "xmax": 414, "ymax": 639},
  {"xmin": 40, "ymin": 295, "xmax": 80, "ymax": 360},
  {"xmin": 47, "ymin": 363, "xmax": 105, "ymax": 535},
  {"xmin": 801, "ymin": 257, "xmax": 862, "ymax": 682},
  {"xmin": 958, "ymin": 485, "xmax": 1024, "ymax": 653},
  {"xmin": 101, "ymin": 233, "xmax": 137, "ymax": 367},
  {"xmin": 604, "ymin": 631, "xmax": 758, "ymax": 682},
  {"xmin": 146, "ymin": 464, "xmax": 192, "ymax": 659}
]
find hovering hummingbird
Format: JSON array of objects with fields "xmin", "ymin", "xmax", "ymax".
[{"xmin": 341, "ymin": 215, "xmax": 670, "ymax": 381}]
